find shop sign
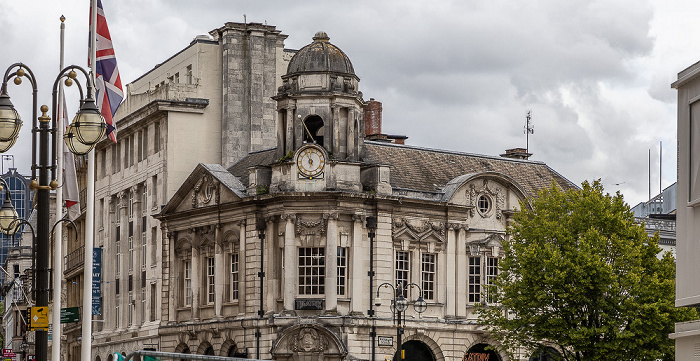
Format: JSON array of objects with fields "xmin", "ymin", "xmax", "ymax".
[
  {"xmin": 295, "ymin": 299, "xmax": 323, "ymax": 310},
  {"xmin": 462, "ymin": 353, "xmax": 490, "ymax": 361}
]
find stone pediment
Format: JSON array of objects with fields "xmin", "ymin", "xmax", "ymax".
[{"xmin": 160, "ymin": 163, "xmax": 247, "ymax": 215}]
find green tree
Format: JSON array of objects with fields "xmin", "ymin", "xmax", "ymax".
[{"xmin": 479, "ymin": 180, "xmax": 696, "ymax": 361}]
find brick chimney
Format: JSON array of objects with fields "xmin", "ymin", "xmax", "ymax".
[
  {"xmin": 500, "ymin": 148, "xmax": 532, "ymax": 160},
  {"xmin": 364, "ymin": 98, "xmax": 382, "ymax": 136}
]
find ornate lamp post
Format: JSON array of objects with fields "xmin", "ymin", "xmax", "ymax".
[
  {"xmin": 0, "ymin": 62, "xmax": 106, "ymax": 361},
  {"xmin": 376, "ymin": 282, "xmax": 427, "ymax": 361}
]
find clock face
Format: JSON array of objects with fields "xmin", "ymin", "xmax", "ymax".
[{"xmin": 296, "ymin": 145, "xmax": 326, "ymax": 179}]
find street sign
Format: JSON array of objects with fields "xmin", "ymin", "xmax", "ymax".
[
  {"xmin": 378, "ymin": 336, "xmax": 393, "ymax": 347},
  {"xmin": 30, "ymin": 306, "xmax": 49, "ymax": 330},
  {"xmin": 60, "ymin": 307, "xmax": 80, "ymax": 323},
  {"xmin": 2, "ymin": 349, "xmax": 16, "ymax": 358}
]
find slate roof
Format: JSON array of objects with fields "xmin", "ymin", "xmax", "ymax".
[
  {"xmin": 362, "ymin": 141, "xmax": 576, "ymax": 199},
  {"xmin": 227, "ymin": 141, "xmax": 575, "ymax": 200}
]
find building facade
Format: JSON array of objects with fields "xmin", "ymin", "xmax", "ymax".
[
  {"xmin": 65, "ymin": 22, "xmax": 575, "ymax": 361},
  {"xmin": 671, "ymin": 59, "xmax": 700, "ymax": 358}
]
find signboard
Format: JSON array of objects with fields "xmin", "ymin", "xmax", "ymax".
[
  {"xmin": 92, "ymin": 247, "xmax": 102, "ymax": 315},
  {"xmin": 61, "ymin": 307, "xmax": 80, "ymax": 323},
  {"xmin": 294, "ymin": 299, "xmax": 323, "ymax": 310},
  {"xmin": 2, "ymin": 350, "xmax": 16, "ymax": 358},
  {"xmin": 377, "ymin": 336, "xmax": 393, "ymax": 347},
  {"xmin": 30, "ymin": 306, "xmax": 49, "ymax": 331}
]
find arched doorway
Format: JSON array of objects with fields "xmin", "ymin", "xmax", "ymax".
[
  {"xmin": 464, "ymin": 343, "xmax": 502, "ymax": 361},
  {"xmin": 393, "ymin": 340, "xmax": 435, "ymax": 361}
]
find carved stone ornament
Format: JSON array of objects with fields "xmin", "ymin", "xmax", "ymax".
[
  {"xmin": 392, "ymin": 218, "xmax": 446, "ymax": 243},
  {"xmin": 192, "ymin": 174, "xmax": 218, "ymax": 208},
  {"xmin": 290, "ymin": 327, "xmax": 328, "ymax": 353},
  {"xmin": 295, "ymin": 215, "xmax": 328, "ymax": 236},
  {"xmin": 468, "ymin": 179, "xmax": 506, "ymax": 220}
]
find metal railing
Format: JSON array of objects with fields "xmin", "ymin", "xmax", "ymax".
[{"xmin": 64, "ymin": 245, "xmax": 85, "ymax": 273}]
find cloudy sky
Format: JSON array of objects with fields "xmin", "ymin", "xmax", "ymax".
[{"xmin": 0, "ymin": 0, "xmax": 696, "ymax": 207}]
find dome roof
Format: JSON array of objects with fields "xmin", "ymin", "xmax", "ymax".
[{"xmin": 286, "ymin": 31, "xmax": 356, "ymax": 76}]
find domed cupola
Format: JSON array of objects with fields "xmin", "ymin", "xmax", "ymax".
[
  {"xmin": 287, "ymin": 31, "xmax": 356, "ymax": 76},
  {"xmin": 273, "ymin": 31, "xmax": 365, "ymax": 163},
  {"xmin": 277, "ymin": 31, "xmax": 360, "ymax": 96}
]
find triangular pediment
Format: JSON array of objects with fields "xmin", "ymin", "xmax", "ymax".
[{"xmin": 160, "ymin": 163, "xmax": 246, "ymax": 215}]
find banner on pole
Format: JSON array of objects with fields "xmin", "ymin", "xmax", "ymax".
[{"xmin": 92, "ymin": 247, "xmax": 102, "ymax": 315}]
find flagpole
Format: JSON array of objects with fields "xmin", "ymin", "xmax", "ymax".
[
  {"xmin": 53, "ymin": 15, "xmax": 66, "ymax": 361},
  {"xmin": 82, "ymin": 1, "xmax": 97, "ymax": 360}
]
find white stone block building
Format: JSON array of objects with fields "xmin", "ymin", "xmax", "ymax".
[{"xmin": 62, "ymin": 21, "xmax": 575, "ymax": 361}]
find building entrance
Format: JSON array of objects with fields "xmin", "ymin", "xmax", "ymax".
[{"xmin": 392, "ymin": 340, "xmax": 435, "ymax": 361}]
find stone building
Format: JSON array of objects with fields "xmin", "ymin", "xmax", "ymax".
[
  {"xmin": 671, "ymin": 57, "xmax": 700, "ymax": 359},
  {"xmin": 66, "ymin": 21, "xmax": 575, "ymax": 361}
]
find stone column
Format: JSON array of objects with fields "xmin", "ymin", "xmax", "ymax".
[
  {"xmin": 238, "ymin": 221, "xmax": 246, "ymax": 314},
  {"xmin": 265, "ymin": 218, "xmax": 276, "ymax": 313},
  {"xmin": 456, "ymin": 227, "xmax": 467, "ymax": 317},
  {"xmin": 351, "ymin": 214, "xmax": 365, "ymax": 314},
  {"xmin": 167, "ymin": 231, "xmax": 176, "ymax": 323},
  {"xmin": 347, "ymin": 108, "xmax": 356, "ymax": 160},
  {"xmin": 283, "ymin": 215, "xmax": 296, "ymax": 311},
  {"xmin": 191, "ymin": 242, "xmax": 200, "ymax": 320},
  {"xmin": 286, "ymin": 105, "xmax": 296, "ymax": 155},
  {"xmin": 214, "ymin": 224, "xmax": 224, "ymax": 318},
  {"xmin": 446, "ymin": 225, "xmax": 457, "ymax": 317},
  {"xmin": 332, "ymin": 104, "xmax": 341, "ymax": 156},
  {"xmin": 325, "ymin": 213, "xmax": 339, "ymax": 312}
]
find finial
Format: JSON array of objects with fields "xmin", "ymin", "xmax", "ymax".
[
  {"xmin": 60, "ymin": 15, "xmax": 66, "ymax": 23},
  {"xmin": 313, "ymin": 31, "xmax": 330, "ymax": 42}
]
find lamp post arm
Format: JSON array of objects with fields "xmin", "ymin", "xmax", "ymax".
[{"xmin": 50, "ymin": 215, "xmax": 79, "ymax": 242}]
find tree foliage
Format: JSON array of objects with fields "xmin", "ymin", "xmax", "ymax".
[{"xmin": 478, "ymin": 180, "xmax": 696, "ymax": 361}]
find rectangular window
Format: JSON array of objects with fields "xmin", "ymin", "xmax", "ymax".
[
  {"xmin": 151, "ymin": 227, "xmax": 158, "ymax": 266},
  {"xmin": 468, "ymin": 256, "xmax": 482, "ymax": 303},
  {"xmin": 141, "ymin": 287, "xmax": 146, "ymax": 323},
  {"xmin": 128, "ymin": 290, "xmax": 134, "ymax": 326},
  {"xmin": 123, "ymin": 137, "xmax": 129, "ymax": 169},
  {"xmin": 186, "ymin": 64, "xmax": 193, "ymax": 84},
  {"xmin": 298, "ymin": 247, "xmax": 325, "ymax": 295},
  {"xmin": 115, "ymin": 304, "xmax": 120, "ymax": 328},
  {"xmin": 154, "ymin": 121, "xmax": 160, "ymax": 152},
  {"xmin": 207, "ymin": 257, "xmax": 215, "ymax": 304},
  {"xmin": 141, "ymin": 217, "xmax": 147, "ymax": 270},
  {"xmin": 128, "ymin": 233, "xmax": 134, "ymax": 273},
  {"xmin": 137, "ymin": 130, "xmax": 143, "ymax": 162},
  {"xmin": 230, "ymin": 253, "xmax": 239, "ymax": 301},
  {"xmin": 337, "ymin": 247, "xmax": 347, "ymax": 296},
  {"xmin": 174, "ymin": 72, "xmax": 179, "ymax": 83},
  {"xmin": 150, "ymin": 283, "xmax": 157, "ymax": 322},
  {"xmin": 100, "ymin": 149, "xmax": 106, "ymax": 177},
  {"xmin": 129, "ymin": 135, "xmax": 135, "ymax": 167},
  {"xmin": 112, "ymin": 145, "xmax": 118, "ymax": 174},
  {"xmin": 151, "ymin": 175, "xmax": 158, "ymax": 208},
  {"xmin": 485, "ymin": 257, "xmax": 499, "ymax": 304},
  {"xmin": 421, "ymin": 253, "xmax": 436, "ymax": 301},
  {"xmin": 395, "ymin": 251, "xmax": 410, "ymax": 297},
  {"xmin": 184, "ymin": 260, "xmax": 192, "ymax": 306},
  {"xmin": 116, "ymin": 239, "xmax": 121, "ymax": 276}
]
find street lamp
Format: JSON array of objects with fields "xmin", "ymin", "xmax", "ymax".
[
  {"xmin": 376, "ymin": 282, "xmax": 427, "ymax": 361},
  {"xmin": 0, "ymin": 178, "xmax": 19, "ymax": 235},
  {"xmin": 0, "ymin": 62, "xmax": 106, "ymax": 361}
]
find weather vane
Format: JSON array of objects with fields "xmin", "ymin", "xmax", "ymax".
[{"xmin": 524, "ymin": 110, "xmax": 534, "ymax": 153}]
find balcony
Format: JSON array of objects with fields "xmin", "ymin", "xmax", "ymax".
[{"xmin": 64, "ymin": 246, "xmax": 85, "ymax": 274}]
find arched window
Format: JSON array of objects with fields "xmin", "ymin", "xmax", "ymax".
[{"xmin": 303, "ymin": 115, "xmax": 324, "ymax": 146}]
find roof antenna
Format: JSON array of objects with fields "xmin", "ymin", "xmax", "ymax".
[
  {"xmin": 524, "ymin": 110, "xmax": 534, "ymax": 153},
  {"xmin": 243, "ymin": 13, "xmax": 247, "ymax": 25}
]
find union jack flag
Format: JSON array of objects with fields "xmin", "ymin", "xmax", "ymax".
[{"xmin": 89, "ymin": 0, "xmax": 123, "ymax": 143}]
